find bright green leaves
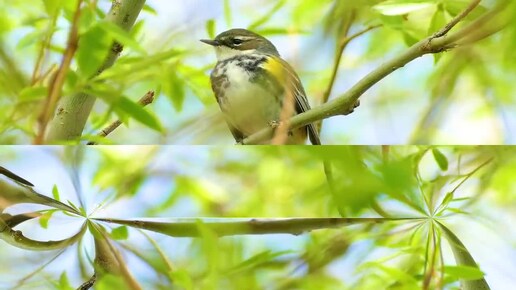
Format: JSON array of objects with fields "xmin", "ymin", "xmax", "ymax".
[
  {"xmin": 438, "ymin": 222, "xmax": 490, "ymax": 289},
  {"xmin": 77, "ymin": 20, "xmax": 145, "ymax": 78},
  {"xmin": 162, "ymin": 65, "xmax": 186, "ymax": 111},
  {"xmin": 432, "ymin": 148, "xmax": 449, "ymax": 171},
  {"xmin": 56, "ymin": 271, "xmax": 75, "ymax": 290},
  {"xmin": 205, "ymin": 19, "xmax": 216, "ymax": 39},
  {"xmin": 43, "ymin": 0, "xmax": 64, "ymax": 17},
  {"xmin": 110, "ymin": 226, "xmax": 129, "ymax": 240},
  {"xmin": 444, "ymin": 265, "xmax": 485, "ymax": 281},
  {"xmin": 429, "ymin": 3, "xmax": 447, "ymax": 63},
  {"xmin": 373, "ymin": 1, "xmax": 435, "ymax": 16},
  {"xmin": 99, "ymin": 21, "xmax": 145, "ymax": 54},
  {"xmin": 115, "ymin": 96, "xmax": 162, "ymax": 132},
  {"xmin": 77, "ymin": 25, "xmax": 112, "ymax": 78}
]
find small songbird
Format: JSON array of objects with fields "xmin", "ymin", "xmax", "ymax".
[{"xmin": 201, "ymin": 28, "xmax": 321, "ymax": 145}]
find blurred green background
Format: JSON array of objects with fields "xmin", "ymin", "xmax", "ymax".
[{"xmin": 0, "ymin": 146, "xmax": 515, "ymax": 288}]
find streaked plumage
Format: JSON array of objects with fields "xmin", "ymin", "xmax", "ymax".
[{"xmin": 201, "ymin": 29, "xmax": 320, "ymax": 145}]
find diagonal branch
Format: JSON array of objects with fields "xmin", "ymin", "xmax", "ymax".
[
  {"xmin": 44, "ymin": 0, "xmax": 147, "ymax": 144},
  {"xmin": 241, "ymin": 0, "xmax": 508, "ymax": 145},
  {"xmin": 86, "ymin": 90, "xmax": 155, "ymax": 145}
]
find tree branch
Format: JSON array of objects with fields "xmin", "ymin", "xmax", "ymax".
[
  {"xmin": 86, "ymin": 90, "xmax": 155, "ymax": 145},
  {"xmin": 93, "ymin": 217, "xmax": 418, "ymax": 237},
  {"xmin": 241, "ymin": 0, "xmax": 507, "ymax": 145},
  {"xmin": 34, "ymin": 0, "xmax": 83, "ymax": 144},
  {"xmin": 45, "ymin": 0, "xmax": 147, "ymax": 144}
]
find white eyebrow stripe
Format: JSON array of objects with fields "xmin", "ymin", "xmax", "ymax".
[{"xmin": 234, "ymin": 36, "xmax": 254, "ymax": 40}]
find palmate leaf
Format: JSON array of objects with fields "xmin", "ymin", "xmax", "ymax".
[{"xmin": 437, "ymin": 221, "xmax": 490, "ymax": 290}]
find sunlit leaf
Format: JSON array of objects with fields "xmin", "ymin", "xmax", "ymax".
[
  {"xmin": 432, "ymin": 148, "xmax": 449, "ymax": 171},
  {"xmin": 373, "ymin": 1, "xmax": 435, "ymax": 16},
  {"xmin": 206, "ymin": 19, "xmax": 216, "ymax": 39},
  {"xmin": 110, "ymin": 226, "xmax": 129, "ymax": 240},
  {"xmin": 115, "ymin": 96, "xmax": 162, "ymax": 132},
  {"xmin": 98, "ymin": 21, "xmax": 146, "ymax": 54},
  {"xmin": 444, "ymin": 265, "xmax": 485, "ymax": 281},
  {"xmin": 77, "ymin": 25, "xmax": 112, "ymax": 78},
  {"xmin": 438, "ymin": 222, "xmax": 490, "ymax": 290}
]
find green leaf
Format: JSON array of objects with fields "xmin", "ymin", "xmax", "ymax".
[
  {"xmin": 224, "ymin": 0, "xmax": 232, "ymax": 27},
  {"xmin": 429, "ymin": 4, "xmax": 447, "ymax": 63},
  {"xmin": 168, "ymin": 270, "xmax": 193, "ymax": 290},
  {"xmin": 438, "ymin": 222, "xmax": 491, "ymax": 290},
  {"xmin": 18, "ymin": 86, "xmax": 48, "ymax": 102},
  {"xmin": 39, "ymin": 210, "xmax": 56, "ymax": 229},
  {"xmin": 143, "ymin": 4, "xmax": 157, "ymax": 15},
  {"xmin": 206, "ymin": 19, "xmax": 216, "ymax": 39},
  {"xmin": 58, "ymin": 271, "xmax": 74, "ymax": 290},
  {"xmin": 444, "ymin": 265, "xmax": 485, "ymax": 281},
  {"xmin": 43, "ymin": 0, "xmax": 64, "ymax": 16},
  {"xmin": 77, "ymin": 25, "xmax": 112, "ymax": 77},
  {"xmin": 98, "ymin": 21, "xmax": 146, "ymax": 54},
  {"xmin": 163, "ymin": 66, "xmax": 185, "ymax": 111},
  {"xmin": 111, "ymin": 226, "xmax": 129, "ymax": 240},
  {"xmin": 52, "ymin": 184, "xmax": 61, "ymax": 200},
  {"xmin": 432, "ymin": 148, "xmax": 449, "ymax": 171},
  {"xmin": 373, "ymin": 1, "xmax": 435, "ymax": 16},
  {"xmin": 248, "ymin": 0, "xmax": 286, "ymax": 30},
  {"xmin": 116, "ymin": 96, "xmax": 162, "ymax": 132}
]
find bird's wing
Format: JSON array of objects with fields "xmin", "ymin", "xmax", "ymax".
[
  {"xmin": 210, "ymin": 73, "xmax": 245, "ymax": 142},
  {"xmin": 271, "ymin": 56, "xmax": 321, "ymax": 145}
]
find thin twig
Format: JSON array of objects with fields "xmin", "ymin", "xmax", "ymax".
[
  {"xmin": 87, "ymin": 91, "xmax": 155, "ymax": 145},
  {"xmin": 322, "ymin": 23, "xmax": 382, "ymax": 104},
  {"xmin": 77, "ymin": 274, "xmax": 96, "ymax": 290},
  {"xmin": 35, "ymin": 0, "xmax": 83, "ymax": 144},
  {"xmin": 432, "ymin": 0, "xmax": 481, "ymax": 38}
]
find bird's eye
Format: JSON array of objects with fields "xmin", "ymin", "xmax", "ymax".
[{"xmin": 231, "ymin": 38, "xmax": 244, "ymax": 46}]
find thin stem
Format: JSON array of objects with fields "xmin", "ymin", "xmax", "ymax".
[
  {"xmin": 86, "ymin": 91, "xmax": 155, "ymax": 145},
  {"xmin": 322, "ymin": 23, "xmax": 381, "ymax": 104},
  {"xmin": 93, "ymin": 217, "xmax": 420, "ymax": 237}
]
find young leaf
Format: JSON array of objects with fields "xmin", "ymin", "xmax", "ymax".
[
  {"xmin": 98, "ymin": 21, "xmax": 146, "ymax": 54},
  {"xmin": 116, "ymin": 96, "xmax": 163, "ymax": 132},
  {"xmin": 52, "ymin": 184, "xmax": 61, "ymax": 200},
  {"xmin": 432, "ymin": 148, "xmax": 449, "ymax": 171},
  {"xmin": 438, "ymin": 222, "xmax": 490, "ymax": 290},
  {"xmin": 206, "ymin": 19, "xmax": 216, "ymax": 39},
  {"xmin": 444, "ymin": 265, "xmax": 485, "ymax": 281},
  {"xmin": 373, "ymin": 1, "xmax": 434, "ymax": 16},
  {"xmin": 39, "ymin": 210, "xmax": 57, "ymax": 229},
  {"xmin": 111, "ymin": 226, "xmax": 129, "ymax": 240},
  {"xmin": 77, "ymin": 25, "xmax": 112, "ymax": 77}
]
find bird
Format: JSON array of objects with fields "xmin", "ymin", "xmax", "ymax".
[{"xmin": 201, "ymin": 28, "xmax": 321, "ymax": 145}]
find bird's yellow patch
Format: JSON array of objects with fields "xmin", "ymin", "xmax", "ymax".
[{"xmin": 262, "ymin": 56, "xmax": 286, "ymax": 81}]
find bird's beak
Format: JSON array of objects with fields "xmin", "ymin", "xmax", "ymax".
[{"xmin": 200, "ymin": 39, "xmax": 220, "ymax": 46}]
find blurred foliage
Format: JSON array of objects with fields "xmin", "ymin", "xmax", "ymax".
[
  {"xmin": 0, "ymin": 0, "xmax": 514, "ymax": 143},
  {"xmin": 0, "ymin": 146, "xmax": 515, "ymax": 288}
]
